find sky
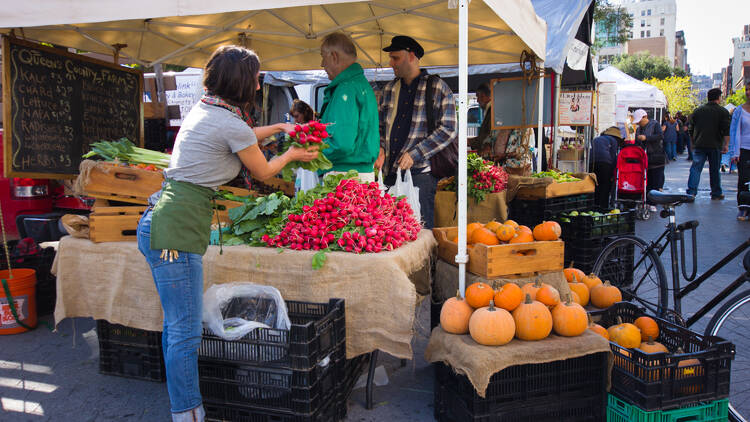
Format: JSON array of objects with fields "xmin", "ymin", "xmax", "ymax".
[{"xmin": 612, "ymin": 0, "xmax": 750, "ymax": 76}]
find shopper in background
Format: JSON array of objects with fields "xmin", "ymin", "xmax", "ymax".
[
  {"xmin": 290, "ymin": 99, "xmax": 315, "ymax": 123},
  {"xmin": 661, "ymin": 112, "xmax": 678, "ymax": 161},
  {"xmin": 469, "ymin": 82, "xmax": 495, "ymax": 158},
  {"xmin": 633, "ymin": 108, "xmax": 666, "ymax": 211},
  {"xmin": 590, "ymin": 126, "xmax": 622, "ymax": 209},
  {"xmin": 137, "ymin": 45, "xmax": 318, "ymax": 422},
  {"xmin": 687, "ymin": 88, "xmax": 731, "ymax": 200},
  {"xmin": 730, "ymin": 80, "xmax": 750, "ymax": 220}
]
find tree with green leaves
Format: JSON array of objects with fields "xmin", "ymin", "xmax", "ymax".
[
  {"xmin": 612, "ymin": 52, "xmax": 687, "ymax": 80},
  {"xmin": 643, "ymin": 76, "xmax": 698, "ymax": 114},
  {"xmin": 593, "ymin": 0, "xmax": 633, "ymax": 50},
  {"xmin": 725, "ymin": 89, "xmax": 748, "ymax": 107}
]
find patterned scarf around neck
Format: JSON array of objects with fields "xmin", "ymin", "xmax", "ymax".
[{"xmin": 200, "ymin": 93, "xmax": 253, "ymax": 127}]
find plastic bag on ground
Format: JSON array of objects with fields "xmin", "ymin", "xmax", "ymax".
[
  {"xmin": 203, "ymin": 282, "xmax": 290, "ymax": 341},
  {"xmin": 296, "ymin": 168, "xmax": 320, "ymax": 192},
  {"xmin": 387, "ymin": 168, "xmax": 421, "ymax": 219}
]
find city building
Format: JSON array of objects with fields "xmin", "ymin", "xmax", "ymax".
[
  {"xmin": 692, "ymin": 74, "xmax": 713, "ymax": 103},
  {"xmin": 712, "ymin": 73, "xmax": 723, "ymax": 89},
  {"xmin": 722, "ymin": 59, "xmax": 734, "ymax": 98},
  {"xmin": 732, "ymin": 25, "xmax": 750, "ymax": 90},
  {"xmin": 674, "ymin": 30, "xmax": 687, "ymax": 72}
]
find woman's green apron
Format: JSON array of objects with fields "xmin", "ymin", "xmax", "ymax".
[{"xmin": 150, "ymin": 179, "xmax": 216, "ymax": 255}]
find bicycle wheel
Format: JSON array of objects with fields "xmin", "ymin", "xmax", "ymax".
[
  {"xmin": 592, "ymin": 235, "xmax": 669, "ymax": 317},
  {"xmin": 705, "ymin": 288, "xmax": 750, "ymax": 422}
]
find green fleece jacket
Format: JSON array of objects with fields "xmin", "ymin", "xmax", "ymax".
[{"xmin": 320, "ymin": 63, "xmax": 380, "ymax": 173}]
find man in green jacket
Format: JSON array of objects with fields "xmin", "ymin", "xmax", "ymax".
[{"xmin": 319, "ymin": 32, "xmax": 380, "ymax": 182}]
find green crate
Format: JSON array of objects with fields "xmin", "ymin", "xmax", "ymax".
[{"xmin": 606, "ymin": 394, "xmax": 728, "ymax": 422}]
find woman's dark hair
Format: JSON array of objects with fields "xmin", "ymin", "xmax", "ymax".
[
  {"xmin": 203, "ymin": 45, "xmax": 260, "ymax": 110},
  {"xmin": 290, "ymin": 99, "xmax": 315, "ymax": 122}
]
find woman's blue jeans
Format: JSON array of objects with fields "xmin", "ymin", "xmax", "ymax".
[
  {"xmin": 664, "ymin": 140, "xmax": 676, "ymax": 160},
  {"xmin": 137, "ymin": 209, "xmax": 205, "ymax": 421}
]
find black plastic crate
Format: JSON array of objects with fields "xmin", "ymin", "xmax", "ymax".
[
  {"xmin": 338, "ymin": 354, "xmax": 370, "ymax": 403},
  {"xmin": 591, "ymin": 302, "xmax": 734, "ymax": 411},
  {"xmin": 0, "ymin": 243, "xmax": 57, "ymax": 316},
  {"xmin": 509, "ymin": 193, "xmax": 594, "ymax": 227},
  {"xmin": 433, "ymin": 352, "xmax": 609, "ymax": 420},
  {"xmin": 557, "ymin": 209, "xmax": 635, "ymax": 241},
  {"xmin": 431, "ymin": 297, "xmax": 443, "ymax": 331},
  {"xmin": 199, "ymin": 299, "xmax": 345, "ymax": 370},
  {"xmin": 96, "ymin": 320, "xmax": 165, "ymax": 382},
  {"xmin": 204, "ymin": 393, "xmax": 344, "ymax": 422},
  {"xmin": 199, "ymin": 349, "xmax": 342, "ymax": 415},
  {"xmin": 99, "ymin": 342, "xmax": 166, "ymax": 382}
]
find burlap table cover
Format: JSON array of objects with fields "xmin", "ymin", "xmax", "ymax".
[
  {"xmin": 434, "ymin": 191, "xmax": 509, "ymax": 227},
  {"xmin": 425, "ymin": 327, "xmax": 612, "ymax": 398},
  {"xmin": 51, "ymin": 231, "xmax": 437, "ymax": 359},
  {"xmin": 432, "ymin": 259, "xmax": 572, "ymax": 303}
]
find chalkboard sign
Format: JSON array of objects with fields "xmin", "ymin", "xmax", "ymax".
[
  {"xmin": 2, "ymin": 37, "xmax": 143, "ymax": 178},
  {"xmin": 491, "ymin": 74, "xmax": 553, "ymax": 130}
]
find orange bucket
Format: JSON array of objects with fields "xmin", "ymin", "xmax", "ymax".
[{"xmin": 0, "ymin": 268, "xmax": 37, "ymax": 334}]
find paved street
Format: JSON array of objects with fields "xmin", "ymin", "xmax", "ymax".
[{"xmin": 1, "ymin": 149, "xmax": 747, "ymax": 421}]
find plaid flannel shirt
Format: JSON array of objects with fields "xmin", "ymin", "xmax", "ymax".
[{"xmin": 379, "ymin": 71, "xmax": 457, "ymax": 177}]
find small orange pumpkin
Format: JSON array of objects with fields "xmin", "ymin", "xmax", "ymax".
[
  {"xmin": 551, "ymin": 295, "xmax": 588, "ymax": 337},
  {"xmin": 495, "ymin": 224, "xmax": 516, "ymax": 242},
  {"xmin": 469, "ymin": 300, "xmax": 516, "ymax": 346},
  {"xmin": 465, "ymin": 282, "xmax": 494, "ymax": 308},
  {"xmin": 570, "ymin": 290, "xmax": 581, "ymax": 305},
  {"xmin": 532, "ymin": 221, "xmax": 562, "ymax": 241},
  {"xmin": 588, "ymin": 315, "xmax": 609, "ymax": 340},
  {"xmin": 568, "ymin": 281, "xmax": 589, "ymax": 306},
  {"xmin": 563, "ymin": 264, "xmax": 586, "ymax": 283},
  {"xmin": 439, "ymin": 290, "xmax": 474, "ymax": 334},
  {"xmin": 581, "ymin": 273, "xmax": 603, "ymax": 290},
  {"xmin": 520, "ymin": 279, "xmax": 543, "ymax": 299},
  {"xmin": 590, "ymin": 281, "xmax": 622, "ymax": 308},
  {"xmin": 504, "ymin": 219, "xmax": 519, "ymax": 229},
  {"xmin": 466, "ymin": 223, "xmax": 483, "ymax": 242},
  {"xmin": 516, "ymin": 225, "xmax": 532, "ymax": 235},
  {"xmin": 535, "ymin": 284, "xmax": 561, "ymax": 307},
  {"xmin": 493, "ymin": 282, "xmax": 523, "ymax": 312},
  {"xmin": 484, "ymin": 221, "xmax": 503, "ymax": 233},
  {"xmin": 471, "ymin": 227, "xmax": 500, "ymax": 245},
  {"xmin": 638, "ymin": 336, "xmax": 669, "ymax": 354},
  {"xmin": 634, "ymin": 316, "xmax": 659, "ymax": 342},
  {"xmin": 607, "ymin": 317, "xmax": 642, "ymax": 349},
  {"xmin": 676, "ymin": 348, "xmax": 702, "ymax": 377},
  {"xmin": 509, "ymin": 231, "xmax": 534, "ymax": 244},
  {"xmin": 512, "ymin": 294, "xmax": 553, "ymax": 341}
]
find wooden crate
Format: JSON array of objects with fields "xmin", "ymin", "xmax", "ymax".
[
  {"xmin": 515, "ymin": 173, "xmax": 596, "ymax": 200},
  {"xmin": 81, "ymin": 162, "xmax": 164, "ymax": 205},
  {"xmin": 89, "ymin": 206, "xmax": 147, "ymax": 243},
  {"xmin": 214, "ymin": 186, "xmax": 256, "ymax": 225},
  {"xmin": 432, "ymin": 227, "xmax": 564, "ymax": 278},
  {"xmin": 251, "ymin": 176, "xmax": 296, "ymax": 196}
]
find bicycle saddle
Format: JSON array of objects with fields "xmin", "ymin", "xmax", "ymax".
[{"xmin": 647, "ymin": 190, "xmax": 694, "ymax": 205}]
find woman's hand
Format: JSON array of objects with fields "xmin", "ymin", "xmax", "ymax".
[
  {"xmin": 285, "ymin": 145, "xmax": 319, "ymax": 162},
  {"xmin": 278, "ymin": 123, "xmax": 296, "ymax": 134}
]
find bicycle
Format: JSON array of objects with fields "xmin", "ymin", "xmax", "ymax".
[{"xmin": 592, "ymin": 190, "xmax": 750, "ymax": 422}]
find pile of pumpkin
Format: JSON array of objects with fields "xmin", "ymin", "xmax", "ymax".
[
  {"xmin": 452, "ymin": 219, "xmax": 562, "ymax": 246},
  {"xmin": 563, "ymin": 266, "xmax": 623, "ymax": 309},
  {"xmin": 440, "ymin": 280, "xmax": 589, "ymax": 346}
]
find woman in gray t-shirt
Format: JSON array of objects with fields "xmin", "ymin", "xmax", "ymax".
[{"xmin": 136, "ymin": 45, "xmax": 317, "ymax": 422}]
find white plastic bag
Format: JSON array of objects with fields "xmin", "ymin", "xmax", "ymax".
[
  {"xmin": 387, "ymin": 168, "xmax": 421, "ymax": 219},
  {"xmin": 296, "ymin": 168, "xmax": 319, "ymax": 192},
  {"xmin": 376, "ymin": 169, "xmax": 388, "ymax": 196},
  {"xmin": 203, "ymin": 282, "xmax": 290, "ymax": 341}
]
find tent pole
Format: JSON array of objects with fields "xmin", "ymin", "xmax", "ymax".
[
  {"xmin": 552, "ymin": 71, "xmax": 561, "ymax": 169},
  {"xmin": 537, "ymin": 67, "xmax": 545, "ymax": 172},
  {"xmin": 455, "ymin": 0, "xmax": 469, "ymax": 298}
]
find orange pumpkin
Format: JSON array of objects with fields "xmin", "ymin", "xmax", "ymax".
[
  {"xmin": 466, "ymin": 223, "xmax": 483, "ymax": 242},
  {"xmin": 570, "ymin": 290, "xmax": 582, "ymax": 305},
  {"xmin": 520, "ymin": 279, "xmax": 543, "ymax": 299},
  {"xmin": 504, "ymin": 219, "xmax": 519, "ymax": 229},
  {"xmin": 588, "ymin": 316, "xmax": 609, "ymax": 340},
  {"xmin": 469, "ymin": 300, "xmax": 516, "ymax": 346},
  {"xmin": 465, "ymin": 282, "xmax": 494, "ymax": 308},
  {"xmin": 532, "ymin": 221, "xmax": 562, "ymax": 241},
  {"xmin": 564, "ymin": 265, "xmax": 586, "ymax": 283},
  {"xmin": 493, "ymin": 283, "xmax": 523, "ymax": 312},
  {"xmin": 509, "ymin": 231, "xmax": 534, "ymax": 244},
  {"xmin": 590, "ymin": 281, "xmax": 622, "ymax": 309},
  {"xmin": 677, "ymin": 348, "xmax": 702, "ymax": 377},
  {"xmin": 471, "ymin": 227, "xmax": 500, "ymax": 245},
  {"xmin": 439, "ymin": 290, "xmax": 474, "ymax": 334},
  {"xmin": 607, "ymin": 318, "xmax": 642, "ymax": 349},
  {"xmin": 536, "ymin": 284, "xmax": 561, "ymax": 307},
  {"xmin": 551, "ymin": 295, "xmax": 588, "ymax": 337},
  {"xmin": 516, "ymin": 225, "xmax": 532, "ymax": 235},
  {"xmin": 634, "ymin": 316, "xmax": 660, "ymax": 342},
  {"xmin": 495, "ymin": 224, "xmax": 516, "ymax": 242},
  {"xmin": 638, "ymin": 337, "xmax": 669, "ymax": 354},
  {"xmin": 512, "ymin": 294, "xmax": 553, "ymax": 341},
  {"xmin": 568, "ymin": 281, "xmax": 589, "ymax": 306},
  {"xmin": 484, "ymin": 221, "xmax": 503, "ymax": 233},
  {"xmin": 581, "ymin": 273, "xmax": 603, "ymax": 290}
]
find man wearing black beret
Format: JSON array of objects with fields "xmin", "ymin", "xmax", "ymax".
[{"xmin": 375, "ymin": 35, "xmax": 457, "ymax": 229}]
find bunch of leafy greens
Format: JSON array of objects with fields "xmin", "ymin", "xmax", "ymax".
[
  {"xmin": 216, "ymin": 171, "xmax": 359, "ymax": 269},
  {"xmin": 82, "ymin": 138, "xmax": 171, "ymax": 168},
  {"xmin": 277, "ymin": 139, "xmax": 333, "ymax": 182},
  {"xmin": 532, "ymin": 170, "xmax": 580, "ymax": 182}
]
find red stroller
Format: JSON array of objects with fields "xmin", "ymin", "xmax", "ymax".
[{"xmin": 614, "ymin": 145, "xmax": 650, "ymax": 220}]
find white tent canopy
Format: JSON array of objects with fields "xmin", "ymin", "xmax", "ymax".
[
  {"xmin": 597, "ymin": 66, "xmax": 668, "ymax": 109},
  {"xmin": 0, "ymin": 0, "xmax": 545, "ymax": 72}
]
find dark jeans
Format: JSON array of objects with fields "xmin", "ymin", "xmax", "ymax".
[
  {"xmin": 385, "ymin": 170, "xmax": 438, "ymax": 229},
  {"xmin": 664, "ymin": 140, "xmax": 676, "ymax": 160},
  {"xmin": 687, "ymin": 148, "xmax": 722, "ymax": 197},
  {"xmin": 686, "ymin": 135, "xmax": 693, "ymax": 159},
  {"xmin": 646, "ymin": 167, "xmax": 665, "ymax": 203},
  {"xmin": 739, "ymin": 149, "xmax": 750, "ymax": 206},
  {"xmin": 593, "ymin": 162, "xmax": 615, "ymax": 209}
]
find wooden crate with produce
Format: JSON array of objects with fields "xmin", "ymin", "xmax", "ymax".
[{"xmin": 514, "ymin": 170, "xmax": 596, "ymax": 200}]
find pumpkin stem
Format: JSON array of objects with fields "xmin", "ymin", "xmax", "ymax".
[
  {"xmin": 456, "ymin": 289, "xmax": 462, "ymax": 300},
  {"xmin": 524, "ymin": 293, "xmax": 533, "ymax": 304},
  {"xmin": 647, "ymin": 336, "xmax": 655, "ymax": 345},
  {"xmin": 564, "ymin": 293, "xmax": 572, "ymax": 305},
  {"xmin": 534, "ymin": 275, "xmax": 542, "ymax": 287},
  {"xmin": 604, "ymin": 280, "xmax": 612, "ymax": 287},
  {"xmin": 488, "ymin": 299, "xmax": 496, "ymax": 311}
]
